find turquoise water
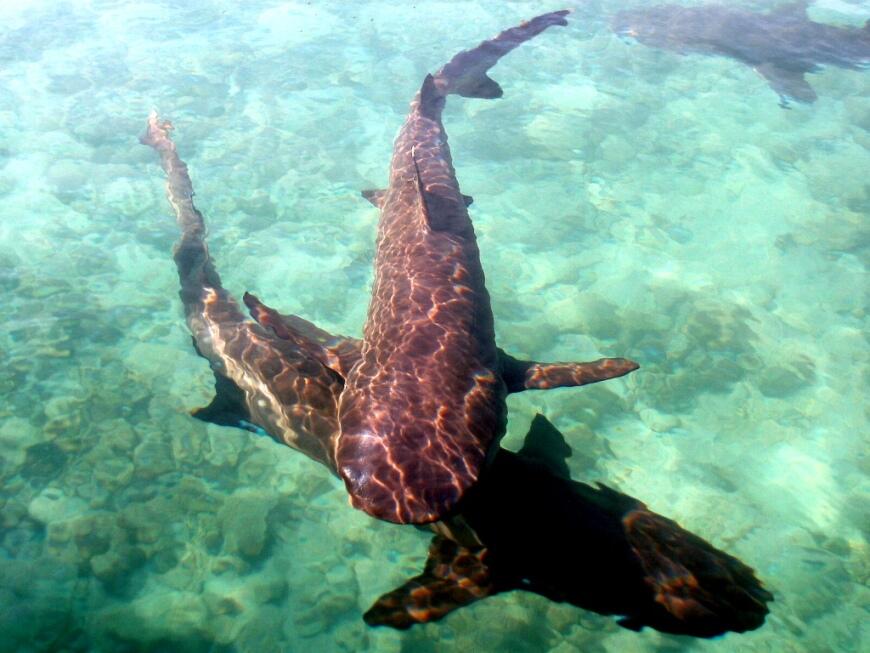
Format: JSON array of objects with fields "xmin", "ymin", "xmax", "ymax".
[{"xmin": 1, "ymin": 0, "xmax": 867, "ymax": 650}]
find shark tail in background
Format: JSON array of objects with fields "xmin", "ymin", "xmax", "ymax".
[{"xmin": 141, "ymin": 113, "xmax": 349, "ymax": 465}]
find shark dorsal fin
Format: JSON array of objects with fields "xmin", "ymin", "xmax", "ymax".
[
  {"xmin": 243, "ymin": 292, "xmax": 361, "ymax": 377},
  {"xmin": 410, "ymin": 144, "xmax": 470, "ymax": 234},
  {"xmin": 517, "ymin": 413, "xmax": 573, "ymax": 480}
]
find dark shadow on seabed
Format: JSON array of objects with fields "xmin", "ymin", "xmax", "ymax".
[{"xmin": 365, "ymin": 413, "xmax": 773, "ymax": 637}]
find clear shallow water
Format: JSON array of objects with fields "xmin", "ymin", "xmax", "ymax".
[{"xmin": 0, "ymin": 0, "xmax": 867, "ymax": 651}]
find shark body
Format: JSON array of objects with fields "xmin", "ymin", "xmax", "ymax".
[
  {"xmin": 142, "ymin": 10, "xmax": 771, "ymax": 636},
  {"xmin": 335, "ymin": 10, "xmax": 640, "ymax": 525},
  {"xmin": 613, "ymin": 1, "xmax": 870, "ymax": 105}
]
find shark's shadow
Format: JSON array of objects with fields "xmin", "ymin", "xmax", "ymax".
[{"xmin": 366, "ymin": 414, "xmax": 772, "ymax": 637}]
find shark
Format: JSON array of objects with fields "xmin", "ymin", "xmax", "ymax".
[
  {"xmin": 332, "ymin": 9, "xmax": 640, "ymax": 525},
  {"xmin": 141, "ymin": 10, "xmax": 771, "ymax": 635},
  {"xmin": 612, "ymin": 1, "xmax": 870, "ymax": 106}
]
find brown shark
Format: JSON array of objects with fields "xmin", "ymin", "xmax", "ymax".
[
  {"xmin": 142, "ymin": 110, "xmax": 770, "ymax": 638},
  {"xmin": 332, "ymin": 9, "xmax": 637, "ymax": 525}
]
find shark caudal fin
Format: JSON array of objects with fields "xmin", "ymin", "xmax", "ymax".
[
  {"xmin": 140, "ymin": 112, "xmax": 241, "ymax": 319},
  {"xmin": 431, "ymin": 10, "xmax": 570, "ymax": 100}
]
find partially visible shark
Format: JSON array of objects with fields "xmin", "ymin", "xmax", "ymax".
[
  {"xmin": 141, "ymin": 10, "xmax": 771, "ymax": 636},
  {"xmin": 612, "ymin": 1, "xmax": 870, "ymax": 105}
]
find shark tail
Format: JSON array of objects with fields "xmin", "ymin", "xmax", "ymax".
[
  {"xmin": 140, "ymin": 112, "xmax": 245, "ymax": 326},
  {"xmin": 429, "ymin": 10, "xmax": 570, "ymax": 101}
]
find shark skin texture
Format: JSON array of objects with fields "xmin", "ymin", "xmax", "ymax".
[
  {"xmin": 336, "ymin": 9, "xmax": 636, "ymax": 526},
  {"xmin": 142, "ymin": 10, "xmax": 771, "ymax": 639},
  {"xmin": 612, "ymin": 1, "xmax": 870, "ymax": 106},
  {"xmin": 142, "ymin": 11, "xmax": 639, "ymax": 528}
]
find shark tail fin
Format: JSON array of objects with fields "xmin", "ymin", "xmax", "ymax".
[
  {"xmin": 141, "ymin": 112, "xmax": 232, "ymax": 311},
  {"xmin": 141, "ymin": 110, "xmax": 250, "ymax": 384},
  {"xmin": 363, "ymin": 536, "xmax": 497, "ymax": 629},
  {"xmin": 431, "ymin": 10, "xmax": 570, "ymax": 100}
]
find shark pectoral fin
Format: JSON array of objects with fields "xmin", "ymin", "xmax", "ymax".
[
  {"xmin": 191, "ymin": 367, "xmax": 258, "ymax": 432},
  {"xmin": 755, "ymin": 63, "xmax": 817, "ymax": 106},
  {"xmin": 361, "ymin": 188, "xmax": 387, "ymax": 208},
  {"xmin": 517, "ymin": 413, "xmax": 573, "ymax": 480},
  {"xmin": 499, "ymin": 349, "xmax": 639, "ymax": 393},
  {"xmin": 363, "ymin": 536, "xmax": 497, "ymax": 629},
  {"xmin": 462, "ymin": 194, "xmax": 474, "ymax": 207}
]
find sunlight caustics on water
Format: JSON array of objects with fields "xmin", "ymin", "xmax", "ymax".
[{"xmin": 0, "ymin": 0, "xmax": 867, "ymax": 651}]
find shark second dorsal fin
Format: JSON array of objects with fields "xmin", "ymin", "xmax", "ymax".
[
  {"xmin": 363, "ymin": 536, "xmax": 497, "ymax": 629},
  {"xmin": 517, "ymin": 413, "xmax": 573, "ymax": 480}
]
